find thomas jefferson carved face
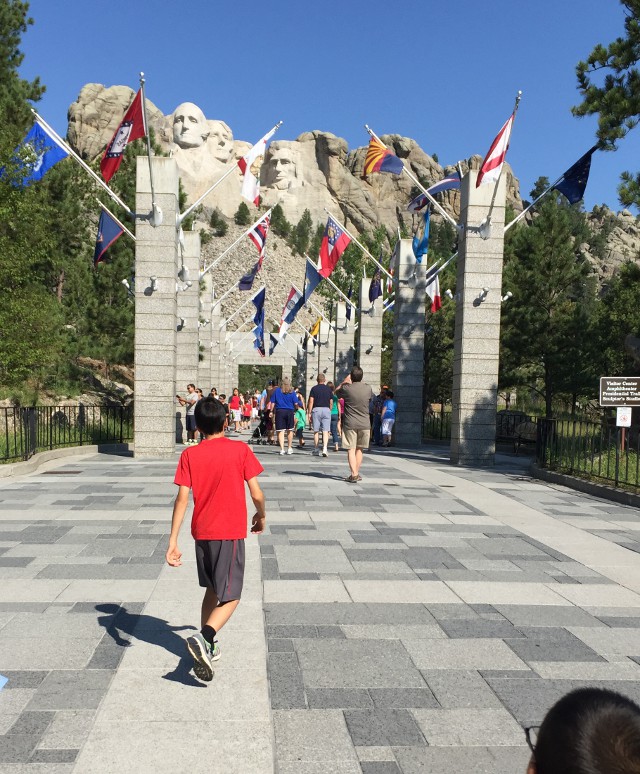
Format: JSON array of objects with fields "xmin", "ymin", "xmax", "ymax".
[
  {"xmin": 172, "ymin": 102, "xmax": 209, "ymax": 148},
  {"xmin": 263, "ymin": 143, "xmax": 299, "ymax": 190},
  {"xmin": 208, "ymin": 120, "xmax": 233, "ymax": 164}
]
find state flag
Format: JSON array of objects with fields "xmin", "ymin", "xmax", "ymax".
[
  {"xmin": 309, "ymin": 317, "xmax": 321, "ymax": 341},
  {"xmin": 248, "ymin": 213, "xmax": 270, "ymax": 257},
  {"xmin": 369, "ymin": 269, "xmax": 383, "ymax": 303},
  {"xmin": 345, "ymin": 283, "xmax": 354, "ymax": 322},
  {"xmin": 279, "ymin": 286, "xmax": 304, "ymax": 338},
  {"xmin": 363, "ymin": 137, "xmax": 404, "ymax": 176},
  {"xmin": 304, "ymin": 260, "xmax": 323, "ymax": 301},
  {"xmin": 101, "ymin": 89, "xmax": 146, "ymax": 183},
  {"xmin": 426, "ymin": 272, "xmax": 442, "ymax": 313},
  {"xmin": 553, "ymin": 146, "xmax": 598, "ymax": 205},
  {"xmin": 412, "ymin": 209, "xmax": 430, "ymax": 264},
  {"xmin": 239, "ymin": 261, "xmax": 260, "ymax": 291},
  {"xmin": 269, "ymin": 333, "xmax": 279, "ymax": 356},
  {"xmin": 238, "ymin": 127, "xmax": 278, "ymax": 205},
  {"xmin": 318, "ymin": 216, "xmax": 351, "ymax": 278},
  {"xmin": 94, "ymin": 210, "xmax": 124, "ymax": 267},
  {"xmin": 2, "ymin": 121, "xmax": 69, "ymax": 186},
  {"xmin": 407, "ymin": 173, "xmax": 460, "ymax": 212},
  {"xmin": 476, "ymin": 111, "xmax": 515, "ymax": 187}
]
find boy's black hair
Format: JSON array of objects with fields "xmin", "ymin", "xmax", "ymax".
[
  {"xmin": 194, "ymin": 396, "xmax": 226, "ymax": 436},
  {"xmin": 534, "ymin": 687, "xmax": 640, "ymax": 774},
  {"xmin": 386, "ymin": 390, "xmax": 394, "ymax": 399},
  {"xmin": 350, "ymin": 366, "xmax": 364, "ymax": 383}
]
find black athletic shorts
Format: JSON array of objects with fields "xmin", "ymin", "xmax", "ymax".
[
  {"xmin": 186, "ymin": 415, "xmax": 197, "ymax": 431},
  {"xmin": 195, "ymin": 539, "xmax": 245, "ymax": 602},
  {"xmin": 275, "ymin": 408, "xmax": 295, "ymax": 431}
]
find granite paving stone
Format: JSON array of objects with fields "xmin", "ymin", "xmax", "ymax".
[{"xmin": 2, "ymin": 441, "xmax": 640, "ymax": 773}]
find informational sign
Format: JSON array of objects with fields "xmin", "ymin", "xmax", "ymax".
[
  {"xmin": 599, "ymin": 377, "xmax": 640, "ymax": 407},
  {"xmin": 617, "ymin": 406, "xmax": 633, "ymax": 428}
]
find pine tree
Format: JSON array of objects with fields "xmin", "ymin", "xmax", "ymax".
[
  {"xmin": 291, "ymin": 209, "xmax": 313, "ymax": 255},
  {"xmin": 234, "ymin": 202, "xmax": 251, "ymax": 226},
  {"xmin": 572, "ymin": 0, "xmax": 640, "ymax": 208}
]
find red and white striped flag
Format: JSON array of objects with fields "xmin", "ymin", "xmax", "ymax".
[
  {"xmin": 247, "ymin": 213, "xmax": 270, "ymax": 258},
  {"xmin": 238, "ymin": 127, "xmax": 278, "ymax": 205},
  {"xmin": 476, "ymin": 112, "xmax": 515, "ymax": 188}
]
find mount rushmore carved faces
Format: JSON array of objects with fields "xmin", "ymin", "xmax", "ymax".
[{"xmin": 262, "ymin": 142, "xmax": 301, "ymax": 190}]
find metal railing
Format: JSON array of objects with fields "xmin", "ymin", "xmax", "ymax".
[
  {"xmin": 536, "ymin": 418, "xmax": 640, "ymax": 490},
  {"xmin": 1, "ymin": 404, "xmax": 133, "ymax": 463},
  {"xmin": 422, "ymin": 410, "xmax": 535, "ymax": 443}
]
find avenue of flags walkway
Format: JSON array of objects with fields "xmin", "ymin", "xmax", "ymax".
[{"xmin": 1, "ymin": 442, "xmax": 640, "ymax": 772}]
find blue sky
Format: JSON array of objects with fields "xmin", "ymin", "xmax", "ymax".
[{"xmin": 20, "ymin": 0, "xmax": 639, "ymax": 213}]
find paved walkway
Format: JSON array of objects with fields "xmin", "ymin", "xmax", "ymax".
[{"xmin": 1, "ymin": 437, "xmax": 640, "ymax": 773}]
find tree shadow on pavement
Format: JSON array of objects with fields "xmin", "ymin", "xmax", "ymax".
[{"xmin": 95, "ymin": 603, "xmax": 203, "ymax": 688}]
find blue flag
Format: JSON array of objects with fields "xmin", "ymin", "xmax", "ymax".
[
  {"xmin": 269, "ymin": 333, "xmax": 278, "ymax": 356},
  {"xmin": 94, "ymin": 210, "xmax": 124, "ymax": 267},
  {"xmin": 553, "ymin": 146, "xmax": 598, "ymax": 205},
  {"xmin": 304, "ymin": 260, "xmax": 323, "ymax": 301},
  {"xmin": 239, "ymin": 261, "xmax": 260, "ymax": 291},
  {"xmin": 369, "ymin": 268, "xmax": 383, "ymax": 303},
  {"xmin": 4, "ymin": 122, "xmax": 69, "ymax": 186},
  {"xmin": 252, "ymin": 288, "xmax": 266, "ymax": 356},
  {"xmin": 412, "ymin": 209, "xmax": 430, "ymax": 263},
  {"xmin": 345, "ymin": 283, "xmax": 353, "ymax": 322}
]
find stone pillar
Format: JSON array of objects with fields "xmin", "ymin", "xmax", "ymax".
[
  {"xmin": 391, "ymin": 240, "xmax": 426, "ymax": 448},
  {"xmin": 334, "ymin": 302, "xmax": 354, "ymax": 383},
  {"xmin": 295, "ymin": 336, "xmax": 307, "ymax": 394},
  {"xmin": 357, "ymin": 278, "xmax": 383, "ymax": 390},
  {"xmin": 198, "ymin": 271, "xmax": 213, "ymax": 391},
  {"xmin": 450, "ymin": 170, "xmax": 506, "ymax": 466},
  {"xmin": 305, "ymin": 336, "xmax": 318, "ymax": 397},
  {"xmin": 175, "ymin": 231, "xmax": 201, "ymax": 441},
  {"xmin": 317, "ymin": 319, "xmax": 334, "ymax": 381},
  {"xmin": 134, "ymin": 157, "xmax": 180, "ymax": 458}
]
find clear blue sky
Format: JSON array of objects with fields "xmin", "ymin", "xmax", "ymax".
[{"xmin": 19, "ymin": 0, "xmax": 639, "ymax": 213}]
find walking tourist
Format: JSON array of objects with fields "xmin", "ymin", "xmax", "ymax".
[
  {"xmin": 336, "ymin": 366, "xmax": 374, "ymax": 482},
  {"xmin": 228, "ymin": 388, "xmax": 242, "ymax": 433},
  {"xmin": 380, "ymin": 389, "xmax": 397, "ymax": 446},
  {"xmin": 270, "ymin": 376, "xmax": 300, "ymax": 455},
  {"xmin": 166, "ymin": 397, "xmax": 266, "ymax": 682},
  {"xmin": 372, "ymin": 384, "xmax": 388, "ymax": 446},
  {"xmin": 327, "ymin": 381, "xmax": 341, "ymax": 452},
  {"xmin": 294, "ymin": 403, "xmax": 306, "ymax": 448},
  {"xmin": 307, "ymin": 373, "xmax": 333, "ymax": 457}
]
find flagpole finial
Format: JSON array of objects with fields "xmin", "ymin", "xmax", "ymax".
[{"xmin": 139, "ymin": 72, "xmax": 145, "ymax": 83}]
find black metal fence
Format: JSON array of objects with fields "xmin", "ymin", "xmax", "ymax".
[
  {"xmin": 422, "ymin": 410, "xmax": 536, "ymax": 444},
  {"xmin": 536, "ymin": 417, "xmax": 640, "ymax": 490},
  {"xmin": 1, "ymin": 404, "xmax": 133, "ymax": 464}
]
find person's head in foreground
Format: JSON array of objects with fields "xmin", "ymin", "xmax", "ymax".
[
  {"xmin": 526, "ymin": 687, "xmax": 640, "ymax": 774},
  {"xmin": 194, "ymin": 397, "xmax": 226, "ymax": 437}
]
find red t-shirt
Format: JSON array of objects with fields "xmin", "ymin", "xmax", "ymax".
[
  {"xmin": 229, "ymin": 395, "xmax": 241, "ymax": 410},
  {"xmin": 174, "ymin": 437, "xmax": 264, "ymax": 540}
]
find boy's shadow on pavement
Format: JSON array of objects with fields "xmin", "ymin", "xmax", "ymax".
[
  {"xmin": 286, "ymin": 470, "xmax": 346, "ymax": 481},
  {"xmin": 95, "ymin": 603, "xmax": 204, "ymax": 688}
]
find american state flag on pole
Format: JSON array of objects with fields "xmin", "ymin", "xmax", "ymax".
[
  {"xmin": 278, "ymin": 286, "xmax": 304, "ymax": 338},
  {"xmin": 426, "ymin": 272, "xmax": 442, "ymax": 313},
  {"xmin": 476, "ymin": 112, "xmax": 515, "ymax": 188},
  {"xmin": 247, "ymin": 213, "xmax": 270, "ymax": 257},
  {"xmin": 238, "ymin": 127, "xmax": 278, "ymax": 205},
  {"xmin": 318, "ymin": 216, "xmax": 351, "ymax": 278},
  {"xmin": 101, "ymin": 89, "xmax": 146, "ymax": 183}
]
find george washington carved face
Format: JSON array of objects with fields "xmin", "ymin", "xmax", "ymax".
[{"xmin": 172, "ymin": 102, "xmax": 210, "ymax": 148}]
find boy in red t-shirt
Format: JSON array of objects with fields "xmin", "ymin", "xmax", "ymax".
[{"xmin": 166, "ymin": 396, "xmax": 266, "ymax": 681}]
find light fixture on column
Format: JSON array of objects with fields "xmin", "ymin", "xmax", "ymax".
[
  {"xmin": 177, "ymin": 317, "xmax": 186, "ymax": 330},
  {"xmin": 365, "ymin": 345, "xmax": 374, "ymax": 355},
  {"xmin": 178, "ymin": 266, "xmax": 190, "ymax": 284},
  {"xmin": 501, "ymin": 291, "xmax": 513, "ymax": 302},
  {"xmin": 149, "ymin": 276, "xmax": 158, "ymax": 292},
  {"xmin": 445, "ymin": 289, "xmax": 454, "ymax": 300},
  {"xmin": 198, "ymin": 319, "xmax": 211, "ymax": 329},
  {"xmin": 381, "ymin": 345, "xmax": 389, "ymax": 353},
  {"xmin": 477, "ymin": 287, "xmax": 490, "ymax": 301}
]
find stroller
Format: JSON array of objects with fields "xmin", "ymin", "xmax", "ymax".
[{"xmin": 249, "ymin": 412, "xmax": 270, "ymax": 445}]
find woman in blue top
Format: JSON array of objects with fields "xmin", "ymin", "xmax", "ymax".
[
  {"xmin": 380, "ymin": 390, "xmax": 397, "ymax": 447},
  {"xmin": 270, "ymin": 377, "xmax": 301, "ymax": 455}
]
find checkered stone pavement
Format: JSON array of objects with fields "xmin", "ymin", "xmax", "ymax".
[{"xmin": 0, "ymin": 438, "xmax": 639, "ymax": 773}]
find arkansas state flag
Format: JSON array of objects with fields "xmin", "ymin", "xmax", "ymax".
[
  {"xmin": 426, "ymin": 272, "xmax": 442, "ymax": 313},
  {"xmin": 318, "ymin": 216, "xmax": 351, "ymax": 278},
  {"xmin": 100, "ymin": 89, "xmax": 146, "ymax": 183},
  {"xmin": 476, "ymin": 111, "xmax": 515, "ymax": 187},
  {"xmin": 238, "ymin": 127, "xmax": 278, "ymax": 205}
]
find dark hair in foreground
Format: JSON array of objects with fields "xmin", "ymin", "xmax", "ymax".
[
  {"xmin": 195, "ymin": 397, "xmax": 226, "ymax": 436},
  {"xmin": 350, "ymin": 366, "xmax": 364, "ymax": 383},
  {"xmin": 534, "ymin": 688, "xmax": 640, "ymax": 774}
]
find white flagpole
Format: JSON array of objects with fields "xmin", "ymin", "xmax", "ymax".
[
  {"xmin": 268, "ymin": 320, "xmax": 298, "ymax": 361},
  {"xmin": 323, "ymin": 209, "xmax": 393, "ymax": 282},
  {"xmin": 211, "ymin": 281, "xmax": 240, "ymax": 310},
  {"xmin": 138, "ymin": 73, "xmax": 162, "ymax": 227},
  {"xmin": 32, "ymin": 110, "xmax": 135, "ymax": 219},
  {"xmin": 94, "ymin": 198, "xmax": 136, "ymax": 241},
  {"xmin": 292, "ymin": 317, "xmax": 313, "ymax": 339},
  {"xmin": 220, "ymin": 285, "xmax": 265, "ymax": 329},
  {"xmin": 200, "ymin": 209, "xmax": 272, "ymax": 278},
  {"xmin": 303, "ymin": 296, "xmax": 337, "ymax": 333},
  {"xmin": 365, "ymin": 125, "xmax": 458, "ymax": 229},
  {"xmin": 178, "ymin": 122, "xmax": 283, "ymax": 224},
  {"xmin": 303, "ymin": 255, "xmax": 359, "ymax": 313}
]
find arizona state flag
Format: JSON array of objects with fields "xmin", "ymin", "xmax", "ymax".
[
  {"xmin": 363, "ymin": 137, "xmax": 403, "ymax": 176},
  {"xmin": 101, "ymin": 89, "xmax": 146, "ymax": 183}
]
